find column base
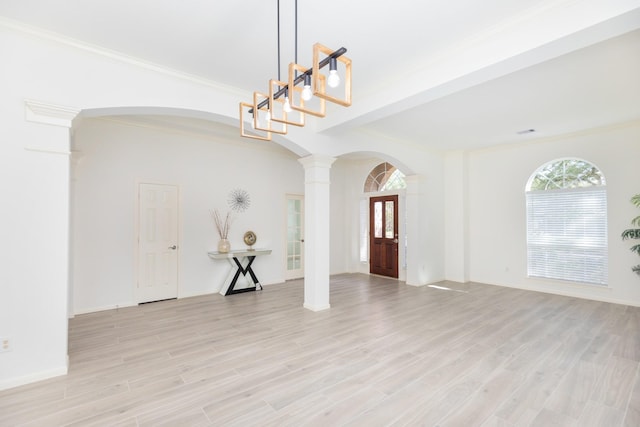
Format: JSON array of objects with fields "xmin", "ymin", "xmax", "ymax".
[{"xmin": 303, "ymin": 303, "xmax": 331, "ymax": 312}]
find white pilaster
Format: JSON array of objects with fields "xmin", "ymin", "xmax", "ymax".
[
  {"xmin": 298, "ymin": 154, "xmax": 336, "ymax": 311},
  {"xmin": 405, "ymin": 174, "xmax": 427, "ymax": 286},
  {"xmin": 12, "ymin": 99, "xmax": 78, "ymax": 387},
  {"xmin": 444, "ymin": 151, "xmax": 469, "ymax": 283}
]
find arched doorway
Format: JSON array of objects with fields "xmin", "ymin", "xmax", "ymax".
[{"xmin": 363, "ymin": 162, "xmax": 406, "ymax": 278}]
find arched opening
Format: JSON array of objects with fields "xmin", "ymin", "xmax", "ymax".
[
  {"xmin": 69, "ymin": 108, "xmax": 306, "ymax": 313},
  {"xmin": 360, "ymin": 162, "xmax": 407, "ymax": 279}
]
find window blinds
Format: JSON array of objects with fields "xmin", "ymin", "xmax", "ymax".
[{"xmin": 526, "ymin": 187, "xmax": 608, "ymax": 285}]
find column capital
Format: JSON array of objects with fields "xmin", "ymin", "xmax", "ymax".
[
  {"xmin": 24, "ymin": 99, "xmax": 80, "ymax": 128},
  {"xmin": 22, "ymin": 100, "xmax": 78, "ymax": 154},
  {"xmin": 298, "ymin": 154, "xmax": 336, "ymax": 170}
]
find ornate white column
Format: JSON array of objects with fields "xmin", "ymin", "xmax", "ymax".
[{"xmin": 298, "ymin": 154, "xmax": 336, "ymax": 311}]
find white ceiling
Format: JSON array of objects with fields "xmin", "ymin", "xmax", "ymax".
[{"xmin": 1, "ymin": 1, "xmax": 639, "ymax": 152}]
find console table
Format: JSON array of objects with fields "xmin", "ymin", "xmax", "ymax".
[{"xmin": 208, "ymin": 249, "xmax": 272, "ymax": 296}]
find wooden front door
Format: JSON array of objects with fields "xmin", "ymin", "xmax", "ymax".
[{"xmin": 369, "ymin": 195, "xmax": 399, "ymax": 278}]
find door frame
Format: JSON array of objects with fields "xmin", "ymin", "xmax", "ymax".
[{"xmin": 369, "ymin": 194, "xmax": 399, "ymax": 278}]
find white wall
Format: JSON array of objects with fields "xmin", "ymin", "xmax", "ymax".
[
  {"xmin": 467, "ymin": 122, "xmax": 640, "ymax": 305},
  {"xmin": 72, "ymin": 118, "xmax": 305, "ymax": 313},
  {"xmin": 329, "ymin": 159, "xmax": 349, "ymax": 275}
]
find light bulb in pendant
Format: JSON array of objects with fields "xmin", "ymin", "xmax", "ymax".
[
  {"xmin": 327, "ymin": 57, "xmax": 340, "ymax": 88},
  {"xmin": 301, "ymin": 74, "xmax": 312, "ymax": 101},
  {"xmin": 283, "ymin": 89, "xmax": 292, "ymax": 112}
]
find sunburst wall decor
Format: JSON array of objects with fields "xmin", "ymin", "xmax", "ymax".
[{"xmin": 228, "ymin": 188, "xmax": 251, "ymax": 213}]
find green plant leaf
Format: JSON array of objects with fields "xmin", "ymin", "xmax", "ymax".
[
  {"xmin": 633, "ymin": 265, "xmax": 640, "ymax": 275},
  {"xmin": 632, "ymin": 215, "xmax": 640, "ymax": 227},
  {"xmin": 632, "ymin": 194, "xmax": 640, "ymax": 208},
  {"xmin": 621, "ymin": 229, "xmax": 640, "ymax": 240},
  {"xmin": 631, "ymin": 244, "xmax": 640, "ymax": 255}
]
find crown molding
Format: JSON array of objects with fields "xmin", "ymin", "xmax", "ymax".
[{"xmin": 0, "ymin": 16, "xmax": 245, "ymax": 97}]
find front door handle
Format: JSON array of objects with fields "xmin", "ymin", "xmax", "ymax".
[{"xmin": 168, "ymin": 245, "xmax": 177, "ymax": 250}]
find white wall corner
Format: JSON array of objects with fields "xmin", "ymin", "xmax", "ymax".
[{"xmin": 24, "ymin": 99, "xmax": 80, "ymax": 128}]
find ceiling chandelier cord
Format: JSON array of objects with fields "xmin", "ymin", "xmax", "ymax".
[
  {"xmin": 295, "ymin": 0, "xmax": 298, "ymax": 74},
  {"xmin": 277, "ymin": 0, "xmax": 281, "ymax": 82}
]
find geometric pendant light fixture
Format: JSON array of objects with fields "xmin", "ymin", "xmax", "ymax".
[{"xmin": 239, "ymin": 0, "xmax": 351, "ymax": 141}]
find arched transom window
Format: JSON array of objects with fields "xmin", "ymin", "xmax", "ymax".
[
  {"xmin": 526, "ymin": 158, "xmax": 607, "ymax": 285},
  {"xmin": 529, "ymin": 159, "xmax": 606, "ymax": 190},
  {"xmin": 364, "ymin": 162, "xmax": 406, "ymax": 193}
]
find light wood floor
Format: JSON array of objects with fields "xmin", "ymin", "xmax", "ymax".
[{"xmin": 1, "ymin": 274, "xmax": 640, "ymax": 426}]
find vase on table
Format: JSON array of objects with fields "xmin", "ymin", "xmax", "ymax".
[{"xmin": 218, "ymin": 238, "xmax": 231, "ymax": 253}]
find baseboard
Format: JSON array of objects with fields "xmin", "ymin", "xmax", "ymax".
[
  {"xmin": 73, "ymin": 302, "xmax": 136, "ymax": 316},
  {"xmin": 0, "ymin": 365, "xmax": 68, "ymax": 391},
  {"xmin": 477, "ymin": 280, "xmax": 640, "ymax": 307}
]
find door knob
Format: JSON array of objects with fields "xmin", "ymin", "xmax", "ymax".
[
  {"xmin": 168, "ymin": 245, "xmax": 177, "ymax": 250},
  {"xmin": 393, "ymin": 239, "xmax": 398, "ymax": 243}
]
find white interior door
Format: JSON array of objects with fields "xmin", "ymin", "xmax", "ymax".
[
  {"xmin": 137, "ymin": 183, "xmax": 179, "ymax": 303},
  {"xmin": 285, "ymin": 194, "xmax": 304, "ymax": 280}
]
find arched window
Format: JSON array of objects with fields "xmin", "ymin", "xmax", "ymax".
[
  {"xmin": 526, "ymin": 159, "xmax": 607, "ymax": 285},
  {"xmin": 364, "ymin": 162, "xmax": 406, "ymax": 192}
]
